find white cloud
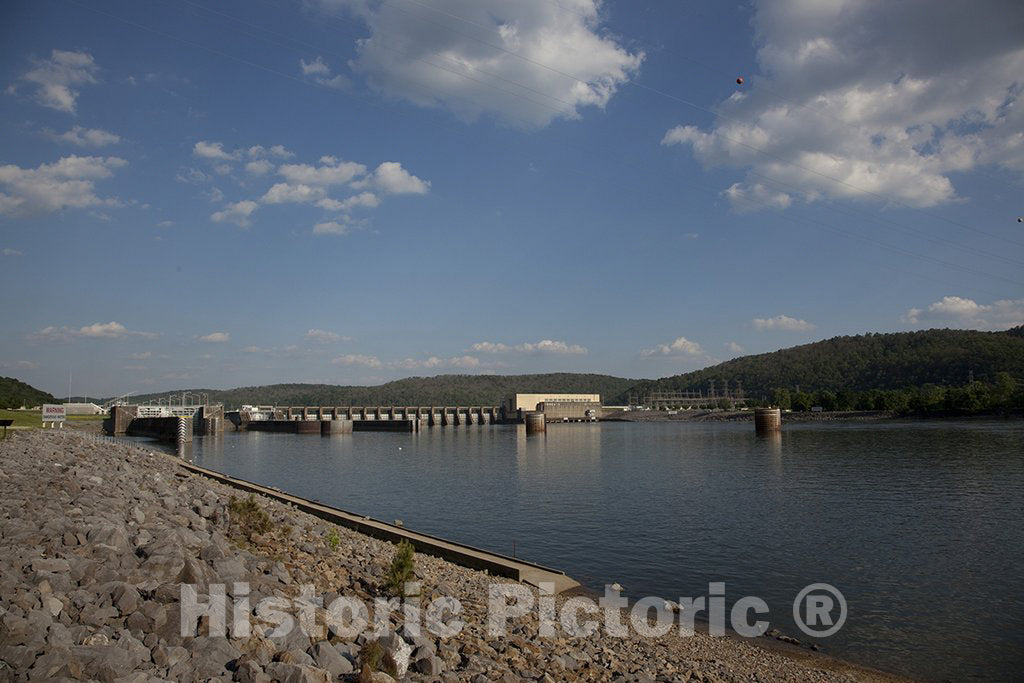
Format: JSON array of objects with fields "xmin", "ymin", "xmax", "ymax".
[
  {"xmin": 51, "ymin": 126, "xmax": 121, "ymax": 147},
  {"xmin": 312, "ymin": 217, "xmax": 368, "ymax": 235},
  {"xmin": 198, "ymin": 332, "xmax": 230, "ymax": 343},
  {"xmin": 156, "ymin": 220, "xmax": 175, "ymax": 228},
  {"xmin": 193, "ymin": 141, "xmax": 238, "ymax": 161},
  {"xmin": 278, "ymin": 158, "xmax": 366, "ymax": 186},
  {"xmin": 201, "ymin": 147, "xmax": 428, "ymax": 229},
  {"xmin": 721, "ymin": 182, "xmax": 792, "ymax": 212},
  {"xmin": 319, "ymin": 0, "xmax": 643, "ymax": 128},
  {"xmin": 261, "ymin": 182, "xmax": 326, "ymax": 204},
  {"xmin": 392, "ymin": 355, "xmax": 482, "ymax": 370},
  {"xmin": 444, "ymin": 355, "xmax": 482, "ymax": 369},
  {"xmin": 316, "ymin": 192, "xmax": 379, "ymax": 212},
  {"xmin": 751, "ymin": 315, "xmax": 816, "ymax": 332},
  {"xmin": 204, "ymin": 187, "xmax": 225, "ymax": 203},
  {"xmin": 312, "ymin": 220, "xmax": 347, "ymax": 235},
  {"xmin": 210, "ymin": 200, "xmax": 258, "ymax": 227},
  {"xmin": 238, "ymin": 344, "xmax": 302, "ymax": 358},
  {"xmin": 318, "ymin": 75, "xmax": 350, "ymax": 90},
  {"xmin": 0, "ymin": 155, "xmax": 126, "ymax": 216},
  {"xmin": 901, "ymin": 296, "xmax": 1024, "ymax": 331},
  {"xmin": 471, "ymin": 339, "xmax": 587, "ymax": 354},
  {"xmin": 16, "ymin": 49, "xmax": 98, "ymax": 113},
  {"xmin": 662, "ymin": 0, "xmax": 1024, "ymax": 209},
  {"xmin": 245, "ymin": 159, "xmax": 273, "ymax": 176},
  {"xmin": 304, "ymin": 328, "xmax": 348, "ymax": 343},
  {"xmin": 247, "ymin": 145, "xmax": 294, "ymax": 159},
  {"xmin": 2, "ymin": 248, "xmax": 23, "ymax": 256},
  {"xmin": 725, "ymin": 341, "xmax": 745, "ymax": 354},
  {"xmin": 641, "ymin": 336, "xmax": 704, "ymax": 357},
  {"xmin": 0, "ymin": 360, "xmax": 40, "ymax": 370},
  {"xmin": 331, "ymin": 353, "xmax": 382, "ymax": 368},
  {"xmin": 352, "ymin": 162, "xmax": 429, "ymax": 195},
  {"xmin": 300, "ymin": 57, "xmax": 331, "ymax": 76},
  {"xmin": 176, "ymin": 167, "xmax": 211, "ymax": 184},
  {"xmin": 299, "ymin": 56, "xmax": 349, "ymax": 89},
  {"xmin": 29, "ymin": 321, "xmax": 158, "ymax": 342},
  {"xmin": 128, "ymin": 351, "xmax": 152, "ymax": 360}
]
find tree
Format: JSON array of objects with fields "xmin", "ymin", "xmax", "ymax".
[
  {"xmin": 855, "ymin": 391, "xmax": 877, "ymax": 411},
  {"xmin": 772, "ymin": 388, "xmax": 791, "ymax": 410},
  {"xmin": 991, "ymin": 372, "xmax": 1016, "ymax": 407},
  {"xmin": 792, "ymin": 391, "xmax": 814, "ymax": 412},
  {"xmin": 815, "ymin": 390, "xmax": 838, "ymax": 411},
  {"xmin": 909, "ymin": 385, "xmax": 945, "ymax": 413},
  {"xmin": 835, "ymin": 390, "xmax": 855, "ymax": 411},
  {"xmin": 874, "ymin": 390, "xmax": 909, "ymax": 412}
]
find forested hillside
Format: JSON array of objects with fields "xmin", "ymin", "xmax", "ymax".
[
  {"xmin": 0, "ymin": 377, "xmax": 55, "ymax": 409},
  {"xmin": 101, "ymin": 327, "xmax": 1024, "ymax": 415},
  {"xmin": 117, "ymin": 373, "xmax": 637, "ymax": 409},
  {"xmin": 617, "ymin": 327, "xmax": 1024, "ymax": 408}
]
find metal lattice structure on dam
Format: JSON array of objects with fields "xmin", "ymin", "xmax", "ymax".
[{"xmin": 631, "ymin": 380, "xmax": 748, "ymax": 409}]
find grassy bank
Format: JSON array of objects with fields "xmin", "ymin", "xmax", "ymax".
[{"xmin": 0, "ymin": 409, "xmax": 106, "ymax": 430}]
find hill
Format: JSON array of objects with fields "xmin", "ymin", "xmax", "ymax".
[
  {"xmin": 116, "ymin": 373, "xmax": 638, "ymax": 410},
  {"xmin": 617, "ymin": 327, "xmax": 1024, "ymax": 404},
  {"xmin": 0, "ymin": 377, "xmax": 55, "ymax": 409}
]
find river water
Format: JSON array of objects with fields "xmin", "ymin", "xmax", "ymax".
[{"xmin": 178, "ymin": 419, "xmax": 1024, "ymax": 681}]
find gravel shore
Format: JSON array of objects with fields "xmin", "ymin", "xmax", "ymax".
[{"xmin": 0, "ymin": 430, "xmax": 911, "ymax": 682}]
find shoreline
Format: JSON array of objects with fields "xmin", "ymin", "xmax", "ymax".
[
  {"xmin": 0, "ymin": 429, "xmax": 914, "ymax": 681},
  {"xmin": 601, "ymin": 409, "xmax": 897, "ymax": 423},
  {"xmin": 601, "ymin": 408, "xmax": 1023, "ymax": 423}
]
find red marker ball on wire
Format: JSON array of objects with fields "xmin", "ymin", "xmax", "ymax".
[{"xmin": 736, "ymin": 77, "xmax": 744, "ymax": 85}]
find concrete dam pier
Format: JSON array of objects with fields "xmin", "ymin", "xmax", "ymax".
[
  {"xmin": 104, "ymin": 404, "xmax": 225, "ymax": 442},
  {"xmin": 226, "ymin": 405, "xmax": 501, "ymax": 433}
]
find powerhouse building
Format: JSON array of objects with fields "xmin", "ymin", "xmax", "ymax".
[{"xmin": 504, "ymin": 393, "xmax": 601, "ymax": 422}]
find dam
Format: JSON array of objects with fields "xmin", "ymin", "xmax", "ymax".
[
  {"xmin": 226, "ymin": 405, "xmax": 501, "ymax": 433},
  {"xmin": 104, "ymin": 403, "xmax": 225, "ymax": 441},
  {"xmin": 104, "ymin": 393, "xmax": 600, "ymax": 439}
]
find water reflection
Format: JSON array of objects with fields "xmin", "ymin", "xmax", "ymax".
[
  {"xmin": 754, "ymin": 431, "xmax": 784, "ymax": 473},
  {"xmin": 514, "ymin": 423, "xmax": 602, "ymax": 483}
]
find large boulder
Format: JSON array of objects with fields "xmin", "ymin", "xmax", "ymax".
[
  {"xmin": 308, "ymin": 640, "xmax": 354, "ymax": 677},
  {"xmin": 185, "ymin": 635, "xmax": 241, "ymax": 678}
]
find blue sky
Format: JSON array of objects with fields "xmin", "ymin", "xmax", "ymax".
[{"xmin": 2, "ymin": 0, "xmax": 1023, "ymax": 398}]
